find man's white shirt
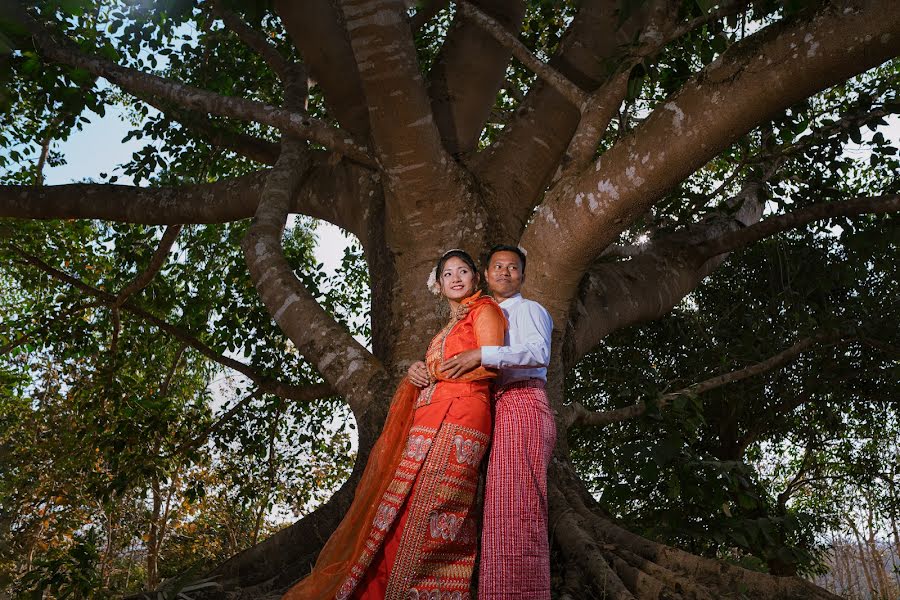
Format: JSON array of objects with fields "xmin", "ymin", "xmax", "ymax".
[{"xmin": 480, "ymin": 293, "xmax": 553, "ymax": 387}]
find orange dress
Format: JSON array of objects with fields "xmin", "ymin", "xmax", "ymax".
[{"xmin": 282, "ymin": 293, "xmax": 506, "ymax": 600}]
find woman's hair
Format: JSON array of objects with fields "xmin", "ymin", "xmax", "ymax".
[{"xmin": 436, "ymin": 249, "xmax": 478, "ymax": 275}]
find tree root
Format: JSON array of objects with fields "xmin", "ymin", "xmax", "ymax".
[{"xmin": 549, "ymin": 463, "xmax": 842, "ymax": 600}]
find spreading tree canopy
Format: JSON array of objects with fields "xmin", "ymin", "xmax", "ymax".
[{"xmin": 1, "ymin": 0, "xmax": 898, "ymax": 598}]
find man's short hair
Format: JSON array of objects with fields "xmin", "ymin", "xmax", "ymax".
[{"xmin": 486, "ymin": 244, "xmax": 526, "ymax": 273}]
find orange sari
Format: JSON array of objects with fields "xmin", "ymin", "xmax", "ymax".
[{"xmin": 283, "ymin": 292, "xmax": 505, "ymax": 600}]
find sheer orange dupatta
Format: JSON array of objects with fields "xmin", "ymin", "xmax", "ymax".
[
  {"xmin": 282, "ymin": 379, "xmax": 418, "ymax": 600},
  {"xmin": 281, "ymin": 293, "xmax": 505, "ymax": 600}
]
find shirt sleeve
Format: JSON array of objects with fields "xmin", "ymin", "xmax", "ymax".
[{"xmin": 481, "ymin": 301, "xmax": 552, "ymax": 369}]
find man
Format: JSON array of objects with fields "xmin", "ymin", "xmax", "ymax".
[{"xmin": 408, "ymin": 245, "xmax": 556, "ymax": 599}]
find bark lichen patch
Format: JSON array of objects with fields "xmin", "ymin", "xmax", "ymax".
[
  {"xmin": 596, "ymin": 179, "xmax": 620, "ymax": 202},
  {"xmin": 804, "ymin": 33, "xmax": 820, "ymax": 57},
  {"xmin": 626, "ymin": 166, "xmax": 644, "ymax": 187},
  {"xmin": 273, "ymin": 292, "xmax": 301, "ymax": 321},
  {"xmin": 664, "ymin": 102, "xmax": 686, "ymax": 133}
]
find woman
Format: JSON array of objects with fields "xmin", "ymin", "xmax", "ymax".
[{"xmin": 283, "ymin": 249, "xmax": 506, "ymax": 600}]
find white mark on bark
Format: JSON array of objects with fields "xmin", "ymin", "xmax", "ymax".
[
  {"xmin": 389, "ymin": 162, "xmax": 426, "ymax": 174},
  {"xmin": 587, "ymin": 192, "xmax": 598, "ymax": 212},
  {"xmin": 803, "ymin": 33, "xmax": 819, "ymax": 57},
  {"xmin": 641, "ymin": 153, "xmax": 650, "ymax": 164},
  {"xmin": 319, "ymin": 352, "xmax": 338, "ymax": 371},
  {"xmin": 626, "ymin": 166, "xmax": 644, "ymax": 187},
  {"xmin": 254, "ymin": 240, "xmax": 271, "ymax": 262},
  {"xmin": 597, "ymin": 179, "xmax": 620, "ymax": 201},
  {"xmin": 538, "ymin": 205, "xmax": 559, "ymax": 227},
  {"xmin": 273, "ymin": 293, "xmax": 300, "ymax": 321},
  {"xmin": 575, "ymin": 192, "xmax": 584, "ymax": 208},
  {"xmin": 256, "ymin": 265, "xmax": 280, "ymax": 288},
  {"xmin": 664, "ymin": 102, "xmax": 685, "ymax": 133},
  {"xmin": 408, "ymin": 114, "xmax": 433, "ymax": 127},
  {"xmin": 533, "ymin": 137, "xmax": 550, "ymax": 150}
]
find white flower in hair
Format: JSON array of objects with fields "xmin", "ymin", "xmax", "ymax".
[
  {"xmin": 426, "ymin": 268, "xmax": 441, "ymax": 295},
  {"xmin": 426, "ymin": 249, "xmax": 465, "ymax": 296}
]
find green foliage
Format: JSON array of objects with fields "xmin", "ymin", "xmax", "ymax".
[{"xmin": 568, "ymin": 61, "xmax": 898, "ymax": 574}]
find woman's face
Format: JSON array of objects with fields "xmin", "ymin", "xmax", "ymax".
[{"xmin": 440, "ymin": 256, "xmax": 478, "ymax": 301}]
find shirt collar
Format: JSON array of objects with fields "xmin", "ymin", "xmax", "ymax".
[{"xmin": 497, "ymin": 293, "xmax": 523, "ymax": 307}]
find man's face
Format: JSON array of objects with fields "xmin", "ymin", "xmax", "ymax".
[{"xmin": 486, "ymin": 250, "xmax": 524, "ymax": 299}]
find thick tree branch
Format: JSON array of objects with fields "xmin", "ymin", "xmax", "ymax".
[
  {"xmin": 211, "ymin": 0, "xmax": 291, "ymax": 79},
  {"xmin": 0, "ymin": 153, "xmax": 375, "ymax": 243},
  {"xmin": 565, "ymin": 331, "xmax": 850, "ymax": 428},
  {"xmin": 339, "ymin": 0, "xmax": 452, "ymax": 188},
  {"xmin": 472, "ymin": 0, "xmax": 653, "ymax": 237},
  {"xmin": 523, "ymin": 0, "xmax": 900, "ymax": 319},
  {"xmin": 428, "ymin": 0, "xmax": 526, "ymax": 155},
  {"xmin": 20, "ymin": 9, "xmax": 375, "ymax": 166},
  {"xmin": 113, "ymin": 225, "xmax": 182, "ymax": 307},
  {"xmin": 695, "ymin": 194, "xmax": 900, "ymax": 258},
  {"xmin": 241, "ymin": 132, "xmax": 386, "ymax": 419},
  {"xmin": 569, "ymin": 178, "xmax": 768, "ymax": 361},
  {"xmin": 8, "ymin": 244, "xmax": 324, "ymax": 403}
]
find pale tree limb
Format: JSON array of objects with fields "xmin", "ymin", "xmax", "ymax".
[
  {"xmin": 18, "ymin": 7, "xmax": 375, "ymax": 166},
  {"xmin": 522, "ymin": 1, "xmax": 900, "ymax": 319},
  {"xmin": 428, "ymin": 0, "xmax": 526, "ymax": 154},
  {"xmin": 7, "ymin": 244, "xmax": 326, "ymax": 404},
  {"xmin": 211, "ymin": 0, "xmax": 291, "ymax": 80},
  {"xmin": 568, "ymin": 191, "xmax": 899, "ymax": 366},
  {"xmin": 565, "ymin": 331, "xmax": 851, "ymax": 428},
  {"xmin": 110, "ymin": 224, "xmax": 182, "ymax": 352},
  {"xmin": 695, "ymin": 194, "xmax": 900, "ymax": 258},
  {"xmin": 275, "ymin": 0, "xmax": 370, "ymax": 138},
  {"xmin": 113, "ymin": 224, "xmax": 182, "ymax": 307},
  {"xmin": 569, "ymin": 178, "xmax": 768, "ymax": 361},
  {"xmin": 241, "ymin": 77, "xmax": 386, "ymax": 419},
  {"xmin": 0, "ymin": 152, "xmax": 376, "ymax": 243}
]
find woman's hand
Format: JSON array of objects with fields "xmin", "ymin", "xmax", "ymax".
[
  {"xmin": 407, "ymin": 361, "xmax": 430, "ymax": 387},
  {"xmin": 440, "ymin": 349, "xmax": 482, "ymax": 379}
]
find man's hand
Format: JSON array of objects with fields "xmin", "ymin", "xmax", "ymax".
[
  {"xmin": 440, "ymin": 348, "xmax": 482, "ymax": 379},
  {"xmin": 407, "ymin": 360, "xmax": 430, "ymax": 387}
]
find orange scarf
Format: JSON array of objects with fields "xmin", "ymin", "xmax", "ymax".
[{"xmin": 282, "ymin": 292, "xmax": 504, "ymax": 600}]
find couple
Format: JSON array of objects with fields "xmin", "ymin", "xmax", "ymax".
[{"xmin": 284, "ymin": 246, "xmax": 555, "ymax": 600}]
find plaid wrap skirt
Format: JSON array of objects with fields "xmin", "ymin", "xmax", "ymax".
[{"xmin": 479, "ymin": 379, "xmax": 556, "ymax": 599}]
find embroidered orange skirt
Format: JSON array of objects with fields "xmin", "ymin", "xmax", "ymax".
[{"xmin": 341, "ymin": 392, "xmax": 491, "ymax": 600}]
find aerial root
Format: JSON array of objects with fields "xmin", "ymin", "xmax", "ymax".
[{"xmin": 550, "ymin": 483, "xmax": 636, "ymax": 599}]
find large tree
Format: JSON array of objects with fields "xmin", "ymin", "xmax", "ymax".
[{"xmin": 1, "ymin": 0, "xmax": 898, "ymax": 597}]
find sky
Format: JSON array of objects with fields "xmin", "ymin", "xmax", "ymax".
[{"xmin": 41, "ymin": 103, "xmax": 354, "ymax": 276}]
